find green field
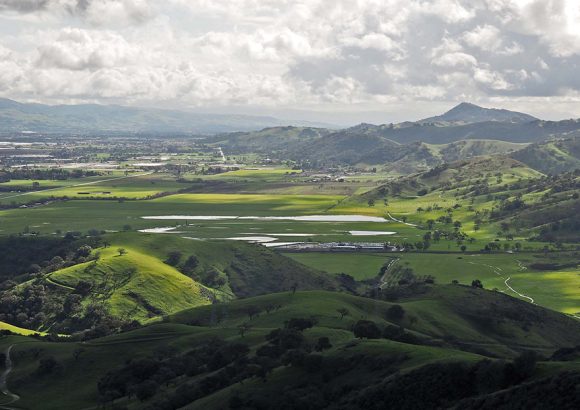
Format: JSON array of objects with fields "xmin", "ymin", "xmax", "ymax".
[
  {"xmin": 284, "ymin": 252, "xmax": 391, "ymax": 280},
  {"xmin": 286, "ymin": 251, "xmax": 580, "ymax": 316},
  {"xmin": 0, "ymin": 172, "xmax": 192, "ymax": 205}
]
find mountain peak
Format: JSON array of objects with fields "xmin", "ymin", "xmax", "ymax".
[
  {"xmin": 450, "ymin": 102, "xmax": 479, "ymax": 110},
  {"xmin": 420, "ymin": 102, "xmax": 538, "ymax": 125}
]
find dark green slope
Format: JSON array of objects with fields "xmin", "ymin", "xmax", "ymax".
[{"xmin": 2, "ymin": 286, "xmax": 579, "ymax": 410}]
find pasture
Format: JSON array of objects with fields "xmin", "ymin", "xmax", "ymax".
[
  {"xmin": 0, "ymin": 172, "xmax": 190, "ymax": 205},
  {"xmin": 287, "ymin": 251, "xmax": 580, "ymax": 315}
]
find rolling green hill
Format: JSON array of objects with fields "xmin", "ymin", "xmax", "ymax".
[
  {"xmin": 209, "ymin": 126, "xmax": 332, "ymax": 154},
  {"xmin": 381, "ymin": 140, "xmax": 528, "ymax": 174},
  {"xmin": 341, "ymin": 155, "xmax": 579, "ymax": 243},
  {"xmin": 511, "ymin": 135, "xmax": 580, "ymax": 174},
  {"xmin": 48, "ymin": 246, "xmax": 215, "ymax": 322},
  {"xmin": 1, "ymin": 286, "xmax": 579, "ymax": 410},
  {"xmin": 0, "ymin": 233, "xmax": 337, "ymax": 335}
]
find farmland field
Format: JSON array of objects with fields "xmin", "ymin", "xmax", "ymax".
[{"xmin": 286, "ymin": 251, "xmax": 580, "ymax": 315}]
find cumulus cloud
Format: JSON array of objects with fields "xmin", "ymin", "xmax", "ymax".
[
  {"xmin": 0, "ymin": 0, "xmax": 152, "ymax": 25},
  {"xmin": 0, "ymin": 0, "xmax": 49, "ymax": 12},
  {"xmin": 0, "ymin": 0, "xmax": 579, "ymax": 118}
]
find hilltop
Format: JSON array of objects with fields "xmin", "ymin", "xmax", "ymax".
[{"xmin": 418, "ymin": 102, "xmax": 538, "ymax": 125}]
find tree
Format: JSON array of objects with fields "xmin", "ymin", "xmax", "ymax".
[
  {"xmin": 426, "ymin": 219, "xmax": 435, "ymax": 230},
  {"xmin": 471, "ymin": 279, "xmax": 483, "ymax": 289},
  {"xmin": 245, "ymin": 306, "xmax": 261, "ymax": 320},
  {"xmin": 63, "ymin": 294, "xmax": 83, "ymax": 315},
  {"xmin": 165, "ymin": 251, "xmax": 182, "ymax": 266},
  {"xmin": 238, "ymin": 323, "xmax": 252, "ymax": 338},
  {"xmin": 337, "ymin": 308, "xmax": 350, "ymax": 320},
  {"xmin": 353, "ymin": 320, "xmax": 381, "ymax": 339},
  {"xmin": 72, "ymin": 347, "xmax": 86, "ymax": 361},
  {"xmin": 37, "ymin": 357, "xmax": 61, "ymax": 375},
  {"xmin": 367, "ymin": 199, "xmax": 375, "ymax": 207},
  {"xmin": 135, "ymin": 380, "xmax": 159, "ymax": 401},
  {"xmin": 75, "ymin": 245, "xmax": 92, "ymax": 258},
  {"xmin": 314, "ymin": 337, "xmax": 332, "ymax": 352},
  {"xmin": 286, "ymin": 318, "xmax": 315, "ymax": 331},
  {"xmin": 183, "ymin": 255, "xmax": 199, "ymax": 272},
  {"xmin": 460, "ymin": 245, "xmax": 467, "ymax": 252},
  {"xmin": 290, "ymin": 282, "xmax": 298, "ymax": 294},
  {"xmin": 117, "ymin": 248, "xmax": 127, "ymax": 256},
  {"xmin": 74, "ymin": 280, "xmax": 92, "ymax": 296},
  {"xmin": 386, "ymin": 305, "xmax": 405, "ymax": 322}
]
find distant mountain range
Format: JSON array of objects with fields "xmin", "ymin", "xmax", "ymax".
[
  {"xmin": 211, "ymin": 102, "xmax": 580, "ymax": 173},
  {"xmin": 2, "ymin": 97, "xmax": 580, "ymax": 173},
  {"xmin": 0, "ymin": 98, "xmax": 328, "ymax": 134}
]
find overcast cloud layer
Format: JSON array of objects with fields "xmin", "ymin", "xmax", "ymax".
[{"xmin": 1, "ymin": 0, "xmax": 580, "ymax": 123}]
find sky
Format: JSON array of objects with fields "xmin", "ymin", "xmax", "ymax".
[{"xmin": 1, "ymin": 0, "xmax": 580, "ymax": 125}]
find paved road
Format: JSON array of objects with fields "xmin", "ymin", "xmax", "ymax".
[
  {"xmin": 386, "ymin": 211, "xmax": 418, "ymax": 227},
  {"xmin": 468, "ymin": 260, "xmax": 535, "ymax": 304}
]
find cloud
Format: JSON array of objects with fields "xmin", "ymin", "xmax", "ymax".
[
  {"xmin": 0, "ymin": 0, "xmax": 50, "ymax": 13},
  {"xmin": 0, "ymin": 0, "xmax": 579, "ymax": 117},
  {"xmin": 36, "ymin": 28, "xmax": 140, "ymax": 70},
  {"xmin": 0, "ymin": 0, "xmax": 152, "ymax": 25}
]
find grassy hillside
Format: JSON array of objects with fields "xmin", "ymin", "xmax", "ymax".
[
  {"xmin": 0, "ymin": 320, "xmax": 44, "ymax": 336},
  {"xmin": 49, "ymin": 246, "xmax": 215, "ymax": 322},
  {"xmin": 170, "ymin": 287, "xmax": 580, "ymax": 356},
  {"xmin": 210, "ymin": 126, "xmax": 331, "ymax": 154},
  {"xmin": 511, "ymin": 135, "xmax": 580, "ymax": 174},
  {"xmin": 1, "ymin": 233, "xmax": 337, "ymax": 334},
  {"xmin": 2, "ymin": 287, "xmax": 579, "ymax": 410},
  {"xmin": 381, "ymin": 140, "xmax": 527, "ymax": 174},
  {"xmin": 106, "ymin": 233, "xmax": 338, "ymax": 298}
]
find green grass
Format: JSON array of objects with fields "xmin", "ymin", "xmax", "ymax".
[
  {"xmin": 49, "ymin": 245, "xmax": 214, "ymax": 321},
  {"xmin": 205, "ymin": 167, "xmax": 302, "ymax": 180},
  {"xmin": 0, "ymin": 321, "xmax": 44, "ymax": 336},
  {"xmin": 0, "ymin": 193, "xmax": 346, "ymax": 235},
  {"xmin": 283, "ymin": 252, "xmax": 391, "ymax": 280},
  {"xmin": 286, "ymin": 250, "xmax": 580, "ymax": 315},
  {"xmin": 2, "ymin": 286, "xmax": 579, "ymax": 410},
  {"xmin": 10, "ymin": 232, "xmax": 333, "ymax": 328},
  {"xmin": 0, "ymin": 173, "xmax": 193, "ymax": 205}
]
